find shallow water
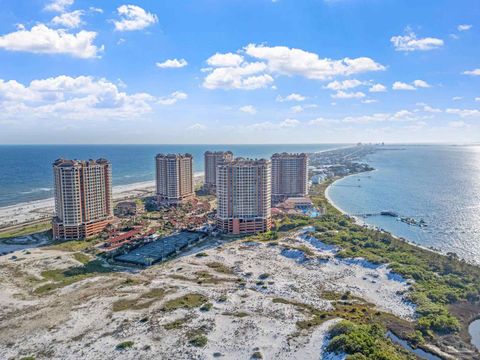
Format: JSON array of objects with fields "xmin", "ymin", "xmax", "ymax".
[{"xmin": 327, "ymin": 145, "xmax": 480, "ymax": 264}]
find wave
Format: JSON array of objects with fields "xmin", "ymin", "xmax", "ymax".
[{"xmin": 20, "ymin": 188, "xmax": 52, "ymax": 195}]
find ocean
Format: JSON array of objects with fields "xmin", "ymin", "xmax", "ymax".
[
  {"xmin": 326, "ymin": 144, "xmax": 480, "ymax": 264},
  {"xmin": 0, "ymin": 144, "xmax": 341, "ymax": 208}
]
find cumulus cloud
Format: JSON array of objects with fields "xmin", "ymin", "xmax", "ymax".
[
  {"xmin": 463, "ymin": 69, "xmax": 480, "ymax": 76},
  {"xmin": 331, "ymin": 90, "xmax": 365, "ymax": 99},
  {"xmin": 158, "ymin": 91, "xmax": 188, "ymax": 105},
  {"xmin": 362, "ymin": 99, "xmax": 378, "ymax": 104},
  {"xmin": 203, "ymin": 61, "xmax": 273, "ymax": 90},
  {"xmin": 249, "ymin": 118, "xmax": 300, "ymax": 131},
  {"xmin": 207, "ymin": 53, "xmax": 244, "ymax": 67},
  {"xmin": 114, "ymin": 5, "xmax": 158, "ymax": 31},
  {"xmin": 45, "ymin": 0, "xmax": 74, "ymax": 13},
  {"xmin": 244, "ymin": 44, "xmax": 385, "ymax": 79},
  {"xmin": 369, "ymin": 83, "xmax": 387, "ymax": 93},
  {"xmin": 290, "ymin": 105, "xmax": 303, "ymax": 113},
  {"xmin": 239, "ymin": 105, "xmax": 257, "ymax": 114},
  {"xmin": 0, "ymin": 75, "xmax": 156, "ymax": 121},
  {"xmin": 203, "ymin": 44, "xmax": 384, "ymax": 90},
  {"xmin": 0, "ymin": 24, "xmax": 102, "ymax": 58},
  {"xmin": 51, "ymin": 10, "xmax": 85, "ymax": 28},
  {"xmin": 475, "ymin": 97, "xmax": 480, "ymax": 102},
  {"xmin": 458, "ymin": 24, "xmax": 472, "ymax": 32},
  {"xmin": 325, "ymin": 79, "xmax": 363, "ymax": 90},
  {"xmin": 156, "ymin": 58, "xmax": 188, "ymax": 68},
  {"xmin": 276, "ymin": 93, "xmax": 306, "ymax": 102},
  {"xmin": 393, "ymin": 80, "xmax": 430, "ymax": 91},
  {"xmin": 446, "ymin": 108, "xmax": 480, "ymax": 117},
  {"xmin": 391, "ymin": 29, "xmax": 443, "ymax": 52}
]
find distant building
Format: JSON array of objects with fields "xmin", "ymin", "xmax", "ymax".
[
  {"xmin": 52, "ymin": 158, "xmax": 113, "ymax": 240},
  {"xmin": 271, "ymin": 152, "xmax": 308, "ymax": 203},
  {"xmin": 155, "ymin": 153, "xmax": 194, "ymax": 205},
  {"xmin": 204, "ymin": 151, "xmax": 234, "ymax": 193},
  {"xmin": 216, "ymin": 158, "xmax": 272, "ymax": 234}
]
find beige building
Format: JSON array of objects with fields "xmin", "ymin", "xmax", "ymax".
[
  {"xmin": 204, "ymin": 151, "xmax": 233, "ymax": 193},
  {"xmin": 155, "ymin": 153, "xmax": 194, "ymax": 205},
  {"xmin": 52, "ymin": 158, "xmax": 113, "ymax": 240},
  {"xmin": 216, "ymin": 158, "xmax": 272, "ymax": 234},
  {"xmin": 271, "ymin": 152, "xmax": 308, "ymax": 203}
]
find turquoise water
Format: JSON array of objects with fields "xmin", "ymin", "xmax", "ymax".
[
  {"xmin": 0, "ymin": 144, "xmax": 341, "ymax": 207},
  {"xmin": 327, "ymin": 145, "xmax": 480, "ymax": 264}
]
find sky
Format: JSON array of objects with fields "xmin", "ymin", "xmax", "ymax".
[{"xmin": 0, "ymin": 0, "xmax": 479, "ymax": 144}]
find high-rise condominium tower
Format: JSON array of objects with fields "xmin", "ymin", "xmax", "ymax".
[
  {"xmin": 52, "ymin": 158, "xmax": 113, "ymax": 240},
  {"xmin": 271, "ymin": 152, "xmax": 308, "ymax": 203},
  {"xmin": 216, "ymin": 158, "xmax": 272, "ymax": 234},
  {"xmin": 204, "ymin": 151, "xmax": 234, "ymax": 193},
  {"xmin": 155, "ymin": 153, "xmax": 194, "ymax": 205}
]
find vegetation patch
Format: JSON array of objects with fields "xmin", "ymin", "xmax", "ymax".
[
  {"xmin": 72, "ymin": 252, "xmax": 91, "ymax": 264},
  {"xmin": 164, "ymin": 316, "xmax": 190, "ymax": 330},
  {"xmin": 116, "ymin": 341, "xmax": 134, "ymax": 350},
  {"xmin": 189, "ymin": 334, "xmax": 208, "ymax": 347},
  {"xmin": 113, "ymin": 288, "xmax": 172, "ymax": 312},
  {"xmin": 206, "ymin": 262, "xmax": 234, "ymax": 275},
  {"xmin": 0, "ymin": 222, "xmax": 51, "ymax": 239},
  {"xmin": 34, "ymin": 260, "xmax": 113, "ymax": 295},
  {"xmin": 326, "ymin": 320, "xmax": 415, "ymax": 360},
  {"xmin": 162, "ymin": 293, "xmax": 208, "ymax": 311}
]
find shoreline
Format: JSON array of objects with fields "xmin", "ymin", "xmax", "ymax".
[
  {"xmin": 0, "ymin": 173, "xmax": 205, "ymax": 228},
  {"xmin": 325, "ymin": 171, "xmax": 473, "ymax": 265}
]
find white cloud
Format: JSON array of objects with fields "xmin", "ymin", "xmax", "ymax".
[
  {"xmin": 412, "ymin": 79, "xmax": 431, "ymax": 88},
  {"xmin": 332, "ymin": 90, "xmax": 365, "ymax": 99},
  {"xmin": 390, "ymin": 29, "xmax": 443, "ymax": 52},
  {"xmin": 458, "ymin": 24, "xmax": 472, "ymax": 32},
  {"xmin": 156, "ymin": 58, "xmax": 188, "ymax": 68},
  {"xmin": 308, "ymin": 117, "xmax": 338, "ymax": 126},
  {"xmin": 446, "ymin": 108, "xmax": 480, "ymax": 117},
  {"xmin": 45, "ymin": 0, "xmax": 74, "ymax": 13},
  {"xmin": 280, "ymin": 118, "xmax": 300, "ymax": 128},
  {"xmin": 452, "ymin": 96, "xmax": 463, "ymax": 101},
  {"xmin": 325, "ymin": 79, "xmax": 363, "ymax": 90},
  {"xmin": 463, "ymin": 69, "xmax": 480, "ymax": 76},
  {"xmin": 0, "ymin": 24, "xmax": 102, "ymax": 58},
  {"xmin": 475, "ymin": 97, "xmax": 480, "ymax": 102},
  {"xmin": 203, "ymin": 62, "xmax": 273, "ymax": 90},
  {"xmin": 188, "ymin": 123, "xmax": 206, "ymax": 131},
  {"xmin": 114, "ymin": 5, "xmax": 158, "ymax": 31},
  {"xmin": 393, "ymin": 80, "xmax": 431, "ymax": 91},
  {"xmin": 51, "ymin": 10, "xmax": 84, "ymax": 28},
  {"xmin": 244, "ymin": 44, "xmax": 385, "ymax": 80},
  {"xmin": 203, "ymin": 44, "xmax": 384, "ymax": 90},
  {"xmin": 158, "ymin": 91, "xmax": 188, "ymax": 105},
  {"xmin": 422, "ymin": 105, "xmax": 441, "ymax": 113},
  {"xmin": 207, "ymin": 53, "xmax": 244, "ymax": 67},
  {"xmin": 290, "ymin": 105, "xmax": 303, "ymax": 113},
  {"xmin": 362, "ymin": 99, "xmax": 378, "ymax": 104},
  {"xmin": 239, "ymin": 105, "xmax": 257, "ymax": 114},
  {"xmin": 249, "ymin": 118, "xmax": 300, "ymax": 131},
  {"xmin": 0, "ymin": 75, "xmax": 156, "ymax": 121},
  {"xmin": 369, "ymin": 83, "xmax": 387, "ymax": 93},
  {"xmin": 276, "ymin": 93, "xmax": 306, "ymax": 102}
]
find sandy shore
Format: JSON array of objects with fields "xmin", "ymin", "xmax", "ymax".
[{"xmin": 0, "ymin": 173, "xmax": 204, "ymax": 228}]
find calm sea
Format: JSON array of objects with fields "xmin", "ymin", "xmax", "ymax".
[
  {"xmin": 327, "ymin": 145, "xmax": 480, "ymax": 264},
  {"xmin": 0, "ymin": 144, "xmax": 341, "ymax": 207}
]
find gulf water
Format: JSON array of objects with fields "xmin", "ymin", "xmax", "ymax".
[
  {"xmin": 327, "ymin": 145, "xmax": 480, "ymax": 264},
  {"xmin": 0, "ymin": 144, "xmax": 340, "ymax": 207}
]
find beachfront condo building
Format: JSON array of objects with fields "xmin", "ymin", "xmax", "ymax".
[
  {"xmin": 52, "ymin": 158, "xmax": 113, "ymax": 240},
  {"xmin": 204, "ymin": 151, "xmax": 234, "ymax": 193},
  {"xmin": 216, "ymin": 158, "xmax": 272, "ymax": 234},
  {"xmin": 155, "ymin": 153, "xmax": 194, "ymax": 205},
  {"xmin": 271, "ymin": 152, "xmax": 309, "ymax": 204}
]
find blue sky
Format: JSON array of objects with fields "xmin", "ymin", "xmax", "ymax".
[{"xmin": 0, "ymin": 0, "xmax": 479, "ymax": 144}]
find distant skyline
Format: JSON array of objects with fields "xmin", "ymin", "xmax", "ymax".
[{"xmin": 0, "ymin": 0, "xmax": 479, "ymax": 144}]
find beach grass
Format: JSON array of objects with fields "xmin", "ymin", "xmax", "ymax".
[{"xmin": 0, "ymin": 221, "xmax": 51, "ymax": 239}]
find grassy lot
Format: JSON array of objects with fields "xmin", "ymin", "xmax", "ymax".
[
  {"xmin": 34, "ymin": 259, "xmax": 113, "ymax": 295},
  {"xmin": 0, "ymin": 221, "xmax": 51, "ymax": 239}
]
